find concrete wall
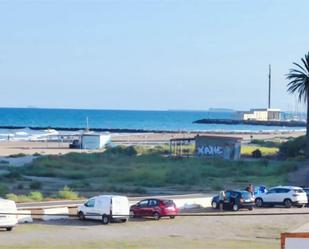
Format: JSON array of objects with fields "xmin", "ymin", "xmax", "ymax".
[
  {"xmin": 18, "ymin": 197, "xmax": 213, "ymax": 221},
  {"xmin": 29, "ymin": 207, "xmax": 69, "ymax": 221},
  {"xmin": 81, "ymin": 134, "xmax": 111, "ymax": 149},
  {"xmin": 17, "ymin": 210, "xmax": 33, "ymax": 223},
  {"xmin": 195, "ymin": 136, "xmax": 241, "ymax": 160}
]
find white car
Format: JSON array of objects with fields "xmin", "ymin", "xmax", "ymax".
[
  {"xmin": 255, "ymin": 186, "xmax": 307, "ymax": 208},
  {"xmin": 0, "ymin": 198, "xmax": 18, "ymax": 231},
  {"xmin": 77, "ymin": 195, "xmax": 129, "ymax": 224}
]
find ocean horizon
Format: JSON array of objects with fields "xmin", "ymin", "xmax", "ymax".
[{"xmin": 0, "ymin": 107, "xmax": 305, "ymax": 133}]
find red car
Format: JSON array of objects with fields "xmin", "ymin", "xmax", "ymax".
[{"xmin": 130, "ymin": 198, "xmax": 179, "ymax": 220}]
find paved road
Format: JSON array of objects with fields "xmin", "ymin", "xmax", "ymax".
[{"xmin": 2, "ymin": 206, "xmax": 309, "ymax": 249}]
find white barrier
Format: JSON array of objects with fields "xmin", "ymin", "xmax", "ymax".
[
  {"xmin": 31, "ymin": 207, "xmax": 69, "ymax": 221},
  {"xmin": 173, "ymin": 197, "xmax": 212, "ymax": 210},
  {"xmin": 17, "ymin": 210, "xmax": 33, "ymax": 223},
  {"xmin": 129, "ymin": 197, "xmax": 212, "ymax": 209},
  {"xmin": 19, "ymin": 197, "xmax": 213, "ymax": 221},
  {"xmin": 43, "ymin": 207, "xmax": 69, "ymax": 221}
]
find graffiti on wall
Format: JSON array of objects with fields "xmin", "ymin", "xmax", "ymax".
[{"xmin": 197, "ymin": 145, "xmax": 223, "ymax": 156}]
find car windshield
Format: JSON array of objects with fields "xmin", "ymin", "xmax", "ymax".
[
  {"xmin": 162, "ymin": 200, "xmax": 174, "ymax": 207},
  {"xmin": 294, "ymin": 189, "xmax": 305, "ymax": 193}
]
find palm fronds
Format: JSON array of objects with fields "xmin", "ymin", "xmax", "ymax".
[{"xmin": 286, "ymin": 52, "xmax": 309, "ymax": 102}]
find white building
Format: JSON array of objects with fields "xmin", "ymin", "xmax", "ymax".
[
  {"xmin": 81, "ymin": 133, "xmax": 111, "ymax": 150},
  {"xmin": 238, "ymin": 108, "xmax": 281, "ymax": 121}
]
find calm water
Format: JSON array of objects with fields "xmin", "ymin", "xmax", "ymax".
[{"xmin": 0, "ymin": 107, "xmax": 304, "ymax": 132}]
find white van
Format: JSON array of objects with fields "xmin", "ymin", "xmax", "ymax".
[
  {"xmin": 77, "ymin": 195, "xmax": 129, "ymax": 224},
  {"xmin": 0, "ymin": 198, "xmax": 17, "ymax": 231}
]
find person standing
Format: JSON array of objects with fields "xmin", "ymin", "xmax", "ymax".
[
  {"xmin": 246, "ymin": 184, "xmax": 254, "ymax": 195},
  {"xmin": 219, "ymin": 190, "xmax": 225, "ymax": 211}
]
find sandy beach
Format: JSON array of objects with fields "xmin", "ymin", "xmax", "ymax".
[
  {"xmin": 111, "ymin": 130, "xmax": 305, "ymax": 142},
  {"xmin": 0, "ymin": 130, "xmax": 304, "ymax": 157}
]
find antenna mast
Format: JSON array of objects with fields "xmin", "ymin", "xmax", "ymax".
[{"xmin": 268, "ymin": 64, "xmax": 271, "ymax": 109}]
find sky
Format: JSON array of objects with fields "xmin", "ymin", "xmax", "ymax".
[{"xmin": 0, "ymin": 0, "xmax": 308, "ymax": 111}]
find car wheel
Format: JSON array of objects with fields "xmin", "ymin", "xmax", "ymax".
[
  {"xmin": 102, "ymin": 214, "xmax": 110, "ymax": 225},
  {"xmin": 212, "ymin": 201, "xmax": 218, "ymax": 209},
  {"xmin": 232, "ymin": 204, "xmax": 239, "ymax": 211},
  {"xmin": 255, "ymin": 198, "xmax": 263, "ymax": 208},
  {"xmin": 284, "ymin": 199, "xmax": 292, "ymax": 208},
  {"xmin": 170, "ymin": 216, "xmax": 175, "ymax": 219},
  {"xmin": 6, "ymin": 227, "xmax": 13, "ymax": 231},
  {"xmin": 153, "ymin": 212, "xmax": 161, "ymax": 220},
  {"xmin": 78, "ymin": 211, "xmax": 85, "ymax": 221},
  {"xmin": 129, "ymin": 210, "xmax": 135, "ymax": 218}
]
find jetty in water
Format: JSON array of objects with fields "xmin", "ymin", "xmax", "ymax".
[{"xmin": 193, "ymin": 119, "xmax": 306, "ymax": 127}]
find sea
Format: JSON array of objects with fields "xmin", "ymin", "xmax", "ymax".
[{"xmin": 0, "ymin": 107, "xmax": 305, "ymax": 141}]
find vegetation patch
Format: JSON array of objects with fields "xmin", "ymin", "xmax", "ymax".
[
  {"xmin": 30, "ymin": 181, "xmax": 42, "ymax": 190},
  {"xmin": 57, "ymin": 186, "xmax": 80, "ymax": 200},
  {"xmin": 8, "ymin": 153, "xmax": 27, "ymax": 158},
  {"xmin": 241, "ymin": 145, "xmax": 279, "ymax": 156},
  {"xmin": 6, "ymin": 191, "xmax": 44, "ymax": 202},
  {"xmin": 16, "ymin": 146, "xmax": 297, "ymax": 197},
  {"xmin": 279, "ymin": 135, "xmax": 306, "ymax": 158},
  {"xmin": 250, "ymin": 139, "xmax": 281, "ymax": 148}
]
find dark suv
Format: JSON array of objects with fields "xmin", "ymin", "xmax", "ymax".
[{"xmin": 211, "ymin": 190, "xmax": 254, "ymax": 211}]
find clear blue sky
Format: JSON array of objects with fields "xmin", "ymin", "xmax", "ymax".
[{"xmin": 0, "ymin": 0, "xmax": 308, "ymax": 111}]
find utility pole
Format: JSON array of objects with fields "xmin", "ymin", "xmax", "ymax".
[{"xmin": 268, "ymin": 64, "xmax": 271, "ymax": 109}]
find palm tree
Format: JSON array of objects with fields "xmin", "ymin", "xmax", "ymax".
[{"xmin": 286, "ymin": 52, "xmax": 309, "ymax": 157}]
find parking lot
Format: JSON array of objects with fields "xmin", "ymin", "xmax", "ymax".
[{"xmin": 1, "ymin": 207, "xmax": 309, "ymax": 249}]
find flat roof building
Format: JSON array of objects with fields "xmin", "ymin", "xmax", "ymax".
[
  {"xmin": 237, "ymin": 108, "xmax": 281, "ymax": 121},
  {"xmin": 81, "ymin": 133, "xmax": 111, "ymax": 150},
  {"xmin": 195, "ymin": 135, "xmax": 242, "ymax": 160}
]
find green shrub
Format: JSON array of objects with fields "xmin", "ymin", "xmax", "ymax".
[
  {"xmin": 5, "ymin": 193, "xmax": 19, "ymax": 202},
  {"xmin": 6, "ymin": 191, "xmax": 44, "ymax": 202},
  {"xmin": 294, "ymin": 155, "xmax": 306, "ymax": 161},
  {"xmin": 0, "ymin": 184, "xmax": 8, "ymax": 197},
  {"xmin": 250, "ymin": 139, "xmax": 281, "ymax": 148},
  {"xmin": 132, "ymin": 187, "xmax": 147, "ymax": 194},
  {"xmin": 30, "ymin": 181, "xmax": 42, "ymax": 190},
  {"xmin": 5, "ymin": 170, "xmax": 22, "ymax": 179},
  {"xmin": 6, "ymin": 193, "xmax": 31, "ymax": 202},
  {"xmin": 252, "ymin": 149, "xmax": 262, "ymax": 158},
  {"xmin": 124, "ymin": 146, "xmax": 138, "ymax": 156},
  {"xmin": 17, "ymin": 183, "xmax": 24, "ymax": 190},
  {"xmin": 28, "ymin": 191, "xmax": 44, "ymax": 201},
  {"xmin": 8, "ymin": 153, "xmax": 27, "ymax": 158},
  {"xmin": 18, "ymin": 145, "xmax": 300, "ymax": 193},
  {"xmin": 58, "ymin": 186, "xmax": 79, "ymax": 200},
  {"xmin": 107, "ymin": 186, "xmax": 127, "ymax": 193},
  {"xmin": 105, "ymin": 146, "xmax": 137, "ymax": 156},
  {"xmin": 67, "ymin": 172, "xmax": 86, "ymax": 179},
  {"xmin": 212, "ymin": 183, "xmax": 223, "ymax": 191},
  {"xmin": 279, "ymin": 136, "xmax": 306, "ymax": 158},
  {"xmin": 68, "ymin": 181, "xmax": 90, "ymax": 189}
]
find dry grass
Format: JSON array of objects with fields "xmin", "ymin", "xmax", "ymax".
[
  {"xmin": 241, "ymin": 145, "xmax": 279, "ymax": 156},
  {"xmin": 0, "ymin": 238, "xmax": 277, "ymax": 249}
]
